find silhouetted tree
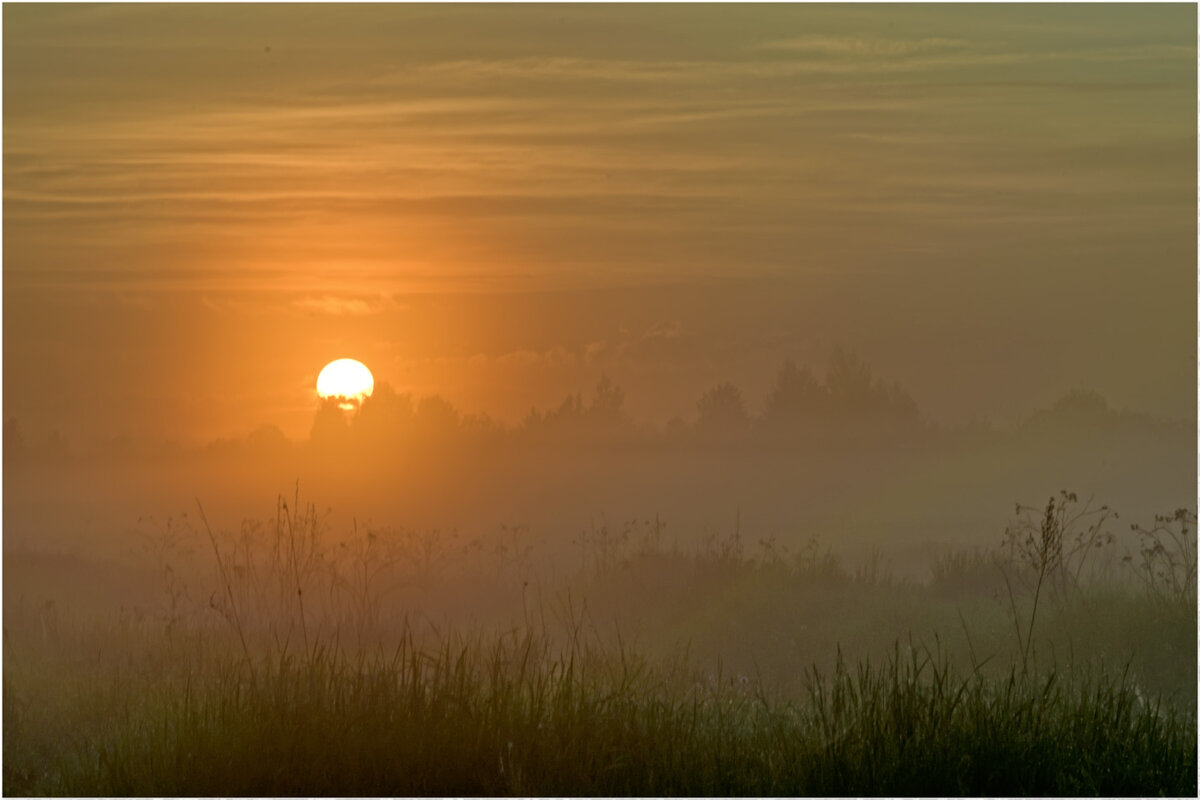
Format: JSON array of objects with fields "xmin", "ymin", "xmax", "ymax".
[
  {"xmin": 585, "ymin": 374, "xmax": 627, "ymax": 428},
  {"xmin": 826, "ymin": 347, "xmax": 876, "ymax": 414},
  {"xmin": 696, "ymin": 382, "xmax": 749, "ymax": 435},
  {"xmin": 1050, "ymin": 389, "xmax": 1109, "ymax": 419},
  {"xmin": 415, "ymin": 395, "xmax": 461, "ymax": 438},
  {"xmin": 823, "ymin": 348, "xmax": 920, "ymax": 430},
  {"xmin": 520, "ymin": 375, "xmax": 635, "ymax": 447},
  {"xmin": 459, "ymin": 411, "xmax": 505, "ymax": 442},
  {"xmin": 763, "ymin": 360, "xmax": 827, "ymax": 426},
  {"xmin": 532, "ymin": 393, "xmax": 585, "ymax": 428},
  {"xmin": 245, "ymin": 424, "xmax": 291, "ymax": 457},
  {"xmin": 309, "ymin": 397, "xmax": 351, "ymax": 449},
  {"xmin": 879, "ymin": 381, "xmax": 920, "ymax": 424},
  {"xmin": 1020, "ymin": 389, "xmax": 1112, "ymax": 438},
  {"xmin": 353, "ymin": 382, "xmax": 415, "ymax": 444},
  {"xmin": 663, "ymin": 415, "xmax": 689, "ymax": 444}
]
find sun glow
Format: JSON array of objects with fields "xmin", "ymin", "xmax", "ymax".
[{"xmin": 317, "ymin": 359, "xmax": 374, "ymax": 410}]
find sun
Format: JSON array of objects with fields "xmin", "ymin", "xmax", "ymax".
[{"xmin": 317, "ymin": 358, "xmax": 374, "ymax": 410}]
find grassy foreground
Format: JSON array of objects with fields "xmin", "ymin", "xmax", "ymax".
[
  {"xmin": 7, "ymin": 628, "xmax": 1195, "ymax": 797},
  {"xmin": 6, "ymin": 493, "xmax": 1196, "ymax": 795}
]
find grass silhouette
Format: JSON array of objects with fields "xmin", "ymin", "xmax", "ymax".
[{"xmin": 4, "ymin": 494, "xmax": 1195, "ymax": 796}]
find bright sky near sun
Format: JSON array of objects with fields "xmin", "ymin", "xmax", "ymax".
[{"xmin": 4, "ymin": 5, "xmax": 1195, "ymax": 444}]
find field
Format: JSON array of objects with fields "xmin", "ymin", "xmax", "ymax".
[{"xmin": 4, "ymin": 493, "xmax": 1196, "ymax": 796}]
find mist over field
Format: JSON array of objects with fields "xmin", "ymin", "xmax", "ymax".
[
  {"xmin": 4, "ymin": 353, "xmax": 1193, "ymax": 572},
  {"xmin": 4, "ymin": 4, "xmax": 1195, "ymax": 795}
]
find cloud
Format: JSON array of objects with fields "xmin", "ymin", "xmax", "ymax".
[
  {"xmin": 5, "ymin": 6, "xmax": 1191, "ymax": 301},
  {"xmin": 579, "ymin": 322, "xmax": 699, "ymax": 372},
  {"xmin": 292, "ymin": 295, "xmax": 379, "ymax": 316},
  {"xmin": 753, "ymin": 36, "xmax": 977, "ymax": 58},
  {"xmin": 584, "ymin": 340, "xmax": 608, "ymax": 366},
  {"xmin": 424, "ymin": 347, "xmax": 581, "ymax": 372},
  {"xmin": 493, "ymin": 347, "xmax": 578, "ymax": 369},
  {"xmin": 642, "ymin": 320, "xmax": 683, "ymax": 340},
  {"xmin": 114, "ymin": 292, "xmax": 157, "ymax": 309}
]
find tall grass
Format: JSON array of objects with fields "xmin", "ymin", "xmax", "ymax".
[
  {"xmin": 15, "ymin": 628, "xmax": 1194, "ymax": 797},
  {"xmin": 5, "ymin": 492, "xmax": 1196, "ymax": 796}
]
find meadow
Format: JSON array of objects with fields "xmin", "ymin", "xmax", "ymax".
[{"xmin": 4, "ymin": 491, "xmax": 1196, "ymax": 796}]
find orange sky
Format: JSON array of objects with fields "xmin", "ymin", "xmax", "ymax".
[{"xmin": 4, "ymin": 4, "xmax": 1195, "ymax": 445}]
